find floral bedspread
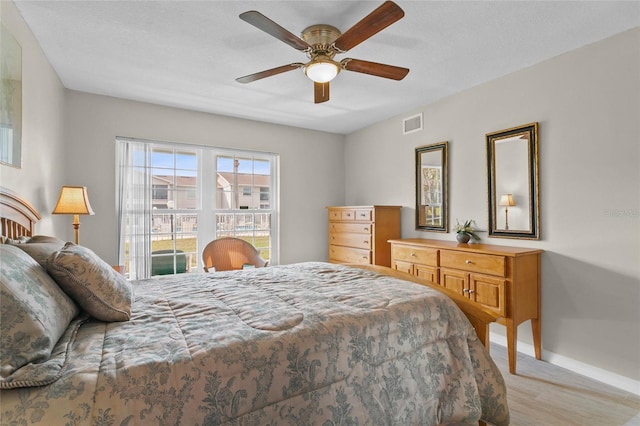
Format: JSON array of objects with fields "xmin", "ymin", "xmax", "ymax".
[{"xmin": 1, "ymin": 262, "xmax": 509, "ymax": 425}]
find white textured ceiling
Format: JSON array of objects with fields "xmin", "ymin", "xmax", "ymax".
[{"xmin": 13, "ymin": 1, "xmax": 640, "ymax": 135}]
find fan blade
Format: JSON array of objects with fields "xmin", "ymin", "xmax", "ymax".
[
  {"xmin": 240, "ymin": 11, "xmax": 311, "ymax": 51},
  {"xmin": 314, "ymin": 82, "xmax": 330, "ymax": 104},
  {"xmin": 236, "ymin": 63, "xmax": 304, "ymax": 84},
  {"xmin": 333, "ymin": 1, "xmax": 404, "ymax": 52},
  {"xmin": 342, "ymin": 58, "xmax": 409, "ymax": 80}
]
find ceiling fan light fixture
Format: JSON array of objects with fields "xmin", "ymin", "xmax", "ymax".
[{"xmin": 305, "ymin": 59, "xmax": 340, "ymax": 83}]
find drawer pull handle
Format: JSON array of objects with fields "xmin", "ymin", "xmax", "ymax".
[
  {"xmin": 411, "ymin": 252, "xmax": 416, "ymax": 257},
  {"xmin": 468, "ymin": 289, "xmax": 475, "ymax": 294},
  {"xmin": 463, "ymin": 289, "xmax": 469, "ymax": 294},
  {"xmin": 364, "ymin": 227, "xmax": 369, "ymax": 231},
  {"xmin": 465, "ymin": 260, "xmax": 472, "ymax": 264},
  {"xmin": 364, "ymin": 240, "xmax": 369, "ymax": 244}
]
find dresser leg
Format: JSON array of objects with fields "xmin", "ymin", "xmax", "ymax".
[
  {"xmin": 531, "ymin": 318, "xmax": 542, "ymax": 360},
  {"xmin": 507, "ymin": 321, "xmax": 517, "ymax": 374}
]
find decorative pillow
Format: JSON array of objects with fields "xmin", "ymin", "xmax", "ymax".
[
  {"xmin": 47, "ymin": 243, "xmax": 133, "ymax": 322},
  {"xmin": 28, "ymin": 235, "xmax": 67, "ymax": 244},
  {"xmin": 11, "ymin": 239, "xmax": 65, "ymax": 269},
  {"xmin": 1, "ymin": 235, "xmax": 30, "ymax": 244},
  {"xmin": 0, "ymin": 245, "xmax": 79, "ymax": 384}
]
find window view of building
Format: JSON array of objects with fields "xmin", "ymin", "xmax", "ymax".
[{"xmin": 116, "ymin": 139, "xmax": 278, "ymax": 279}]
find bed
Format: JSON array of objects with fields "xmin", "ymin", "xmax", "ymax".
[{"xmin": 0, "ymin": 187, "xmax": 509, "ymax": 426}]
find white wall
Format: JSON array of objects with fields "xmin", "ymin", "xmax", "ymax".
[
  {"xmin": 345, "ymin": 28, "xmax": 640, "ymax": 383},
  {"xmin": 0, "ymin": 1, "xmax": 67, "ymax": 236},
  {"xmin": 63, "ymin": 91, "xmax": 345, "ymax": 265}
]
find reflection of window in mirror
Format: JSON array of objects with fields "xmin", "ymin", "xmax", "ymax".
[
  {"xmin": 494, "ymin": 134, "xmax": 530, "ymax": 231},
  {"xmin": 421, "ymin": 164, "xmax": 442, "ymax": 226},
  {"xmin": 0, "ymin": 126, "xmax": 15, "ymax": 164},
  {"xmin": 416, "ymin": 142, "xmax": 448, "ymax": 232}
]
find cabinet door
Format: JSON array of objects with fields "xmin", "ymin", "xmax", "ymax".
[
  {"xmin": 440, "ymin": 268, "xmax": 467, "ymax": 296},
  {"xmin": 392, "ymin": 260, "xmax": 414, "ymax": 275},
  {"xmin": 469, "ymin": 274, "xmax": 506, "ymax": 316},
  {"xmin": 415, "ymin": 265, "xmax": 438, "ymax": 283}
]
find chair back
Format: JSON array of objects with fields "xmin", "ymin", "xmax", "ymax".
[{"xmin": 202, "ymin": 237, "xmax": 268, "ymax": 272}]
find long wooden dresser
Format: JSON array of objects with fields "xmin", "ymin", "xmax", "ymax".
[
  {"xmin": 328, "ymin": 206, "xmax": 401, "ymax": 267},
  {"xmin": 389, "ymin": 238, "xmax": 543, "ymax": 374}
]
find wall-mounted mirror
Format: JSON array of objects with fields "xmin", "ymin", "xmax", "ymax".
[
  {"xmin": 416, "ymin": 141, "xmax": 448, "ymax": 232},
  {"xmin": 487, "ymin": 123, "xmax": 539, "ymax": 239}
]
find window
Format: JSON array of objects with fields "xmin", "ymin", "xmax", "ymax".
[
  {"xmin": 213, "ymin": 155, "xmax": 274, "ymax": 261},
  {"xmin": 116, "ymin": 138, "xmax": 278, "ymax": 279},
  {"xmin": 0, "ymin": 125, "xmax": 14, "ymax": 164},
  {"xmin": 152, "ymin": 184, "xmax": 169, "ymax": 204}
]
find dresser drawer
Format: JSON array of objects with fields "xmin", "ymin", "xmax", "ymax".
[
  {"xmin": 340, "ymin": 210, "xmax": 356, "ymax": 220},
  {"xmin": 328, "ymin": 209, "xmax": 342, "ymax": 221},
  {"xmin": 330, "ymin": 232, "xmax": 372, "ymax": 250},
  {"xmin": 354, "ymin": 209, "xmax": 372, "ymax": 221},
  {"xmin": 440, "ymin": 251, "xmax": 505, "ymax": 277},
  {"xmin": 391, "ymin": 245, "xmax": 438, "ymax": 266},
  {"xmin": 329, "ymin": 222, "xmax": 372, "ymax": 234},
  {"xmin": 329, "ymin": 245, "xmax": 371, "ymax": 264}
]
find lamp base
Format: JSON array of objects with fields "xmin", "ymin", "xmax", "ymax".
[{"xmin": 72, "ymin": 214, "xmax": 80, "ymax": 244}]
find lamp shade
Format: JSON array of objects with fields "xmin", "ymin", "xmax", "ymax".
[
  {"xmin": 52, "ymin": 186, "xmax": 95, "ymax": 215},
  {"xmin": 499, "ymin": 194, "xmax": 516, "ymax": 207},
  {"xmin": 305, "ymin": 59, "xmax": 340, "ymax": 83}
]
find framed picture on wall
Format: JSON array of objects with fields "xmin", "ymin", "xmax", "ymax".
[{"xmin": 1, "ymin": 23, "xmax": 22, "ymax": 168}]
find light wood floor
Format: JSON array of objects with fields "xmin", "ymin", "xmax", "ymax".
[{"xmin": 488, "ymin": 343, "xmax": 640, "ymax": 425}]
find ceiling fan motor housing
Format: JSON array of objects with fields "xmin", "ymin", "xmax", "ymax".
[{"xmin": 302, "ymin": 25, "xmax": 342, "ymax": 58}]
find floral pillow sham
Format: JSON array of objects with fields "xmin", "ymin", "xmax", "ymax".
[
  {"xmin": 0, "ymin": 245, "xmax": 80, "ymax": 388},
  {"xmin": 10, "ymin": 236, "xmax": 66, "ymax": 268},
  {"xmin": 47, "ymin": 243, "xmax": 133, "ymax": 322}
]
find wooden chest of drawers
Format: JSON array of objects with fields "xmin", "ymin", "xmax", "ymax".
[
  {"xmin": 328, "ymin": 206, "xmax": 401, "ymax": 267},
  {"xmin": 389, "ymin": 238, "xmax": 543, "ymax": 374}
]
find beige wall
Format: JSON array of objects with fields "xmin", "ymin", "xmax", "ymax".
[
  {"xmin": 345, "ymin": 28, "xmax": 640, "ymax": 383},
  {"xmin": 0, "ymin": 0, "xmax": 67, "ymax": 236}
]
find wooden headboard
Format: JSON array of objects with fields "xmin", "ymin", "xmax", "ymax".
[{"xmin": 0, "ymin": 186, "xmax": 42, "ymax": 239}]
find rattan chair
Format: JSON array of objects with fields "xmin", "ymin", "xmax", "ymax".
[{"xmin": 202, "ymin": 237, "xmax": 268, "ymax": 272}]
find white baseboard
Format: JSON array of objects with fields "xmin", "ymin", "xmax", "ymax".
[{"xmin": 489, "ymin": 332, "xmax": 640, "ymax": 396}]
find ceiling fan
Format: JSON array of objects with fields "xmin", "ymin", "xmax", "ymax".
[{"xmin": 235, "ymin": 1, "xmax": 410, "ymax": 104}]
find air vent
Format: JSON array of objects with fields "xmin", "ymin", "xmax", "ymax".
[{"xmin": 403, "ymin": 113, "xmax": 423, "ymax": 135}]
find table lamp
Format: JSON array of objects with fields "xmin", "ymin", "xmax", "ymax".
[
  {"xmin": 499, "ymin": 193, "xmax": 515, "ymax": 230},
  {"xmin": 52, "ymin": 186, "xmax": 95, "ymax": 244}
]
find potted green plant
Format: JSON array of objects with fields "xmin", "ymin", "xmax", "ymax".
[{"xmin": 454, "ymin": 219, "xmax": 480, "ymax": 243}]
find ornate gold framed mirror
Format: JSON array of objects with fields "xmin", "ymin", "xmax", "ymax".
[
  {"xmin": 486, "ymin": 123, "xmax": 539, "ymax": 239},
  {"xmin": 416, "ymin": 141, "xmax": 448, "ymax": 232}
]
